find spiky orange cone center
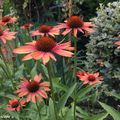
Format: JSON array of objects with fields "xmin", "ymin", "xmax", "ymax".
[
  {"xmin": 35, "ymin": 37, "xmax": 56, "ymax": 52},
  {"xmin": 11, "ymin": 101, "xmax": 19, "ymax": 108},
  {"xmin": 2, "ymin": 16, "xmax": 11, "ymax": 22},
  {"xmin": 23, "ymin": 24, "xmax": 31, "ymax": 28},
  {"xmin": 27, "ymin": 81, "xmax": 40, "ymax": 93},
  {"xmin": 88, "ymin": 75, "xmax": 96, "ymax": 81},
  {"xmin": 39, "ymin": 25, "xmax": 53, "ymax": 33},
  {"xmin": 67, "ymin": 16, "xmax": 83, "ymax": 28}
]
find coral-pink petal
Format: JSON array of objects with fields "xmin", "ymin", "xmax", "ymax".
[
  {"xmin": 56, "ymin": 23, "xmax": 68, "ymax": 29},
  {"xmin": 16, "ymin": 89, "xmax": 26, "ymax": 93},
  {"xmin": 22, "ymin": 53, "xmax": 33, "ymax": 61},
  {"xmin": 31, "ymin": 94, "xmax": 36, "ymax": 103},
  {"xmin": 31, "ymin": 51, "xmax": 44, "ymax": 60},
  {"xmin": 54, "ymin": 49, "xmax": 73, "ymax": 57},
  {"xmin": 78, "ymin": 28, "xmax": 84, "ymax": 33},
  {"xmin": 38, "ymin": 90, "xmax": 48, "ymax": 98},
  {"xmin": 0, "ymin": 37, "xmax": 6, "ymax": 44},
  {"xmin": 19, "ymin": 91, "xmax": 28, "ymax": 97},
  {"xmin": 62, "ymin": 29, "xmax": 72, "ymax": 36},
  {"xmin": 25, "ymin": 41, "xmax": 36, "ymax": 46},
  {"xmin": 36, "ymin": 94, "xmax": 42, "ymax": 102},
  {"xmin": 40, "ymin": 82, "xmax": 50, "ymax": 87},
  {"xmin": 26, "ymin": 94, "xmax": 31, "ymax": 102},
  {"xmin": 82, "ymin": 27, "xmax": 94, "ymax": 33},
  {"xmin": 42, "ymin": 53, "xmax": 50, "ymax": 64},
  {"xmin": 13, "ymin": 46, "xmax": 36, "ymax": 54},
  {"xmin": 48, "ymin": 53, "xmax": 56, "ymax": 61},
  {"xmin": 115, "ymin": 41, "xmax": 120, "ymax": 45},
  {"xmin": 34, "ymin": 74, "xmax": 41, "ymax": 82},
  {"xmin": 30, "ymin": 30, "xmax": 41, "ymax": 36},
  {"xmin": 73, "ymin": 29, "xmax": 78, "ymax": 37},
  {"xmin": 83, "ymin": 22, "xmax": 92, "ymax": 27}
]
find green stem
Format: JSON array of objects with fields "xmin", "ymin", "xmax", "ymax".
[
  {"xmin": 36, "ymin": 101, "xmax": 41, "ymax": 120},
  {"xmin": 0, "ymin": 46, "xmax": 16, "ymax": 90},
  {"xmin": 47, "ymin": 61, "xmax": 57, "ymax": 120},
  {"xmin": 73, "ymin": 36, "xmax": 77, "ymax": 120}
]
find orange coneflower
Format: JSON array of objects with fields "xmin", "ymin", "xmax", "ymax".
[
  {"xmin": 0, "ymin": 28, "xmax": 17, "ymax": 44},
  {"xmin": 16, "ymin": 74, "xmax": 50, "ymax": 103},
  {"xmin": 77, "ymin": 71, "xmax": 103, "ymax": 85},
  {"xmin": 21, "ymin": 24, "xmax": 33, "ymax": 29},
  {"xmin": 0, "ymin": 16, "xmax": 17, "ymax": 26},
  {"xmin": 30, "ymin": 24, "xmax": 60, "ymax": 37},
  {"xmin": 7, "ymin": 98, "xmax": 26, "ymax": 111},
  {"xmin": 13, "ymin": 36, "xmax": 74, "ymax": 64},
  {"xmin": 57, "ymin": 16, "xmax": 94, "ymax": 37}
]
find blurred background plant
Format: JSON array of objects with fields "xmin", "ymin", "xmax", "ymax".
[{"xmin": 2, "ymin": 0, "xmax": 116, "ymax": 23}]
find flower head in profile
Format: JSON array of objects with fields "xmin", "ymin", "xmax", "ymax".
[
  {"xmin": 0, "ymin": 28, "xmax": 17, "ymax": 44},
  {"xmin": 21, "ymin": 24, "xmax": 33, "ymax": 29},
  {"xmin": 77, "ymin": 71, "xmax": 103, "ymax": 85},
  {"xmin": 7, "ymin": 98, "xmax": 26, "ymax": 111},
  {"xmin": 16, "ymin": 74, "xmax": 50, "ymax": 103},
  {"xmin": 30, "ymin": 24, "xmax": 60, "ymax": 37},
  {"xmin": 57, "ymin": 16, "xmax": 94, "ymax": 37},
  {"xmin": 0, "ymin": 16, "xmax": 17, "ymax": 26},
  {"xmin": 13, "ymin": 36, "xmax": 74, "ymax": 64},
  {"xmin": 115, "ymin": 41, "xmax": 120, "ymax": 49}
]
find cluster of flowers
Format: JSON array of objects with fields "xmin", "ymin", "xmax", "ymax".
[
  {"xmin": 7, "ymin": 74, "xmax": 50, "ymax": 111},
  {"xmin": 1, "ymin": 15, "xmax": 119, "ymax": 112}
]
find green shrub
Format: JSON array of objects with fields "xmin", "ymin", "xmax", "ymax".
[{"xmin": 85, "ymin": 1, "xmax": 120, "ymax": 91}]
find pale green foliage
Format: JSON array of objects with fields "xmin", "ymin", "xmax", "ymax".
[{"xmin": 86, "ymin": 1, "xmax": 120, "ymax": 81}]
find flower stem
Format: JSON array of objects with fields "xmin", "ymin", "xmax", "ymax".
[
  {"xmin": 0, "ymin": 46, "xmax": 16, "ymax": 90},
  {"xmin": 73, "ymin": 36, "xmax": 77, "ymax": 120},
  {"xmin": 47, "ymin": 61, "xmax": 57, "ymax": 120},
  {"xmin": 36, "ymin": 101, "xmax": 41, "ymax": 120}
]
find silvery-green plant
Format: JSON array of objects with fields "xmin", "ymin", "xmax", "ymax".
[{"xmin": 85, "ymin": 1, "xmax": 120, "ymax": 85}]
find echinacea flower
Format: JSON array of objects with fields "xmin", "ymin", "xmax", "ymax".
[
  {"xmin": 7, "ymin": 98, "xmax": 26, "ymax": 111},
  {"xmin": 77, "ymin": 72, "xmax": 103, "ymax": 85},
  {"xmin": 30, "ymin": 24, "xmax": 59, "ymax": 37},
  {"xmin": 57, "ymin": 16, "xmax": 94, "ymax": 37},
  {"xmin": 77, "ymin": 71, "xmax": 88, "ymax": 79},
  {"xmin": 0, "ymin": 28, "xmax": 17, "ymax": 44},
  {"xmin": 13, "ymin": 36, "xmax": 74, "ymax": 64},
  {"xmin": 0, "ymin": 16, "xmax": 17, "ymax": 26},
  {"xmin": 16, "ymin": 74, "xmax": 50, "ymax": 103},
  {"xmin": 21, "ymin": 24, "xmax": 33, "ymax": 29},
  {"xmin": 115, "ymin": 41, "xmax": 120, "ymax": 48}
]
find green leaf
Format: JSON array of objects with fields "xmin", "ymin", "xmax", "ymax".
[
  {"xmin": 76, "ymin": 85, "xmax": 94, "ymax": 102},
  {"xmin": 49, "ymin": 99, "xmax": 56, "ymax": 120},
  {"xmin": 39, "ymin": 64, "xmax": 49, "ymax": 78},
  {"xmin": 64, "ymin": 103, "xmax": 74, "ymax": 120},
  {"xmin": 30, "ymin": 64, "xmax": 37, "ymax": 78},
  {"xmin": 58, "ymin": 83, "xmax": 77, "ymax": 113},
  {"xmin": 106, "ymin": 91, "xmax": 120, "ymax": 100},
  {"xmin": 99, "ymin": 102, "xmax": 120, "ymax": 120},
  {"xmin": 52, "ymin": 77, "xmax": 68, "ymax": 92},
  {"xmin": 8, "ymin": 111, "xmax": 20, "ymax": 120},
  {"xmin": 85, "ymin": 113, "xmax": 108, "ymax": 120},
  {"xmin": 15, "ymin": 64, "xmax": 24, "ymax": 79},
  {"xmin": 76, "ymin": 106, "xmax": 90, "ymax": 118}
]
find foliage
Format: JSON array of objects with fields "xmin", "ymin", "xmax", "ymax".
[{"xmin": 85, "ymin": 1, "xmax": 120, "ymax": 90}]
